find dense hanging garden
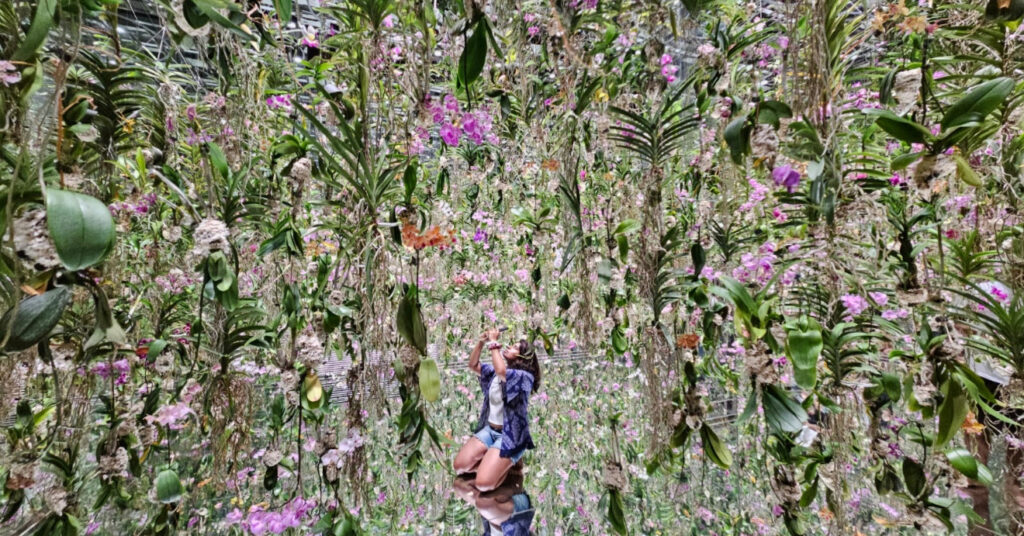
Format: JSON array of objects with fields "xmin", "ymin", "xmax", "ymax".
[{"xmin": 2, "ymin": 0, "xmax": 1024, "ymax": 534}]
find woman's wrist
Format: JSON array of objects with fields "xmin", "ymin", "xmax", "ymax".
[{"xmin": 486, "ymin": 341, "xmax": 502, "ymax": 351}]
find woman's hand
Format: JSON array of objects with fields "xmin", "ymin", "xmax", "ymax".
[{"xmin": 486, "ymin": 328, "xmax": 501, "ymax": 342}]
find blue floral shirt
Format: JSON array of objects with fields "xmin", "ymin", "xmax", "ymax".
[
  {"xmin": 479, "ymin": 506, "xmax": 535, "ymax": 536},
  {"xmin": 475, "ymin": 363, "xmax": 535, "ymax": 459}
]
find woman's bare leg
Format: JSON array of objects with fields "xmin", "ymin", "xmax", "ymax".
[
  {"xmin": 453, "ymin": 436, "xmax": 489, "ymax": 475},
  {"xmin": 474, "ymin": 447, "xmax": 514, "ymax": 491}
]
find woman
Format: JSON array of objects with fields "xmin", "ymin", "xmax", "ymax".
[{"xmin": 453, "ymin": 328, "xmax": 541, "ymax": 491}]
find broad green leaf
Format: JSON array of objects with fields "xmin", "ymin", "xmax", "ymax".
[
  {"xmin": 612, "ymin": 219, "xmax": 642, "ymax": 236},
  {"xmin": 13, "ymin": 0, "xmax": 57, "ymax": 62},
  {"xmin": 935, "ymin": 381, "xmax": 968, "ymax": 447},
  {"xmin": 607, "ymin": 488, "xmax": 628, "ymax": 535},
  {"xmin": 396, "ymin": 291, "xmax": 427, "ymax": 355},
  {"xmin": 723, "ymin": 114, "xmax": 751, "ymax": 165},
  {"xmin": 46, "ymin": 190, "xmax": 117, "ymax": 271},
  {"xmin": 891, "ymin": 151, "xmax": 922, "ymax": 170},
  {"xmin": 611, "ymin": 324, "xmax": 627, "ymax": 354},
  {"xmin": 1, "ymin": 286, "xmax": 71, "ymax": 351},
  {"xmin": 945, "ymin": 448, "xmax": 993, "ymax": 485},
  {"xmin": 763, "ymin": 384, "xmax": 807, "ymax": 434},
  {"xmin": 207, "ymin": 142, "xmax": 230, "ymax": 179},
  {"xmin": 155, "ymin": 469, "xmax": 184, "ymax": 504},
  {"xmin": 303, "ymin": 373, "xmax": 324, "ymax": 409},
  {"xmin": 273, "ymin": 0, "xmax": 292, "ymax": 23},
  {"xmin": 941, "ymin": 77, "xmax": 1015, "ymax": 130},
  {"xmin": 756, "ymin": 100, "xmax": 792, "ymax": 128},
  {"xmin": 866, "ymin": 110, "xmax": 931, "ymax": 144},
  {"xmin": 700, "ymin": 424, "xmax": 733, "ymax": 469},
  {"xmin": 903, "ymin": 457, "xmax": 927, "ymax": 498},
  {"xmin": 457, "ymin": 20, "xmax": 488, "ymax": 87},
  {"xmin": 954, "ymin": 154, "xmax": 983, "ymax": 187},
  {"xmin": 785, "ymin": 315, "xmax": 823, "ymax": 390},
  {"xmin": 419, "ymin": 358, "xmax": 441, "ymax": 402}
]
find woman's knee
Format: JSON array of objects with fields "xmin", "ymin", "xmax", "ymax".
[{"xmin": 475, "ymin": 465, "xmax": 509, "ymax": 491}]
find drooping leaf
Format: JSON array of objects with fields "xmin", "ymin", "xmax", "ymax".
[
  {"xmin": 941, "ymin": 77, "xmax": 1015, "ymax": 130},
  {"xmin": 606, "ymin": 488, "xmax": 628, "ymax": 535},
  {"xmin": 903, "ymin": 457, "xmax": 927, "ymax": 498},
  {"xmin": 866, "ymin": 110, "xmax": 931, "ymax": 144},
  {"xmin": 13, "ymin": 0, "xmax": 57, "ymax": 62},
  {"xmin": 935, "ymin": 381, "xmax": 968, "ymax": 447},
  {"xmin": 1, "ymin": 286, "xmax": 71, "ymax": 351},
  {"xmin": 723, "ymin": 114, "xmax": 751, "ymax": 165},
  {"xmin": 763, "ymin": 384, "xmax": 808, "ymax": 434},
  {"xmin": 945, "ymin": 448, "xmax": 994, "ymax": 485},
  {"xmin": 418, "ymin": 358, "xmax": 441, "ymax": 402},
  {"xmin": 155, "ymin": 469, "xmax": 184, "ymax": 504},
  {"xmin": 785, "ymin": 315, "xmax": 823, "ymax": 390},
  {"xmin": 457, "ymin": 19, "xmax": 488, "ymax": 88},
  {"xmin": 700, "ymin": 424, "xmax": 733, "ymax": 469},
  {"xmin": 46, "ymin": 190, "xmax": 117, "ymax": 271},
  {"xmin": 303, "ymin": 373, "xmax": 324, "ymax": 409},
  {"xmin": 273, "ymin": 0, "xmax": 292, "ymax": 23}
]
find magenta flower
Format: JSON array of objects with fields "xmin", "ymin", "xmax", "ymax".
[
  {"xmin": 840, "ymin": 294, "xmax": 869, "ymax": 318},
  {"xmin": 439, "ymin": 123, "xmax": 459, "ymax": 146},
  {"xmin": 0, "ymin": 61, "xmax": 21, "ymax": 86},
  {"xmin": 771, "ymin": 165, "xmax": 801, "ymax": 193},
  {"xmin": 528, "ymin": 26, "xmax": 540, "ymax": 36}
]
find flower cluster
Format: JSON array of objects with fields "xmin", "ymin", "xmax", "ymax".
[
  {"xmin": 1, "ymin": 60, "xmax": 22, "ymax": 86},
  {"xmin": 265, "ymin": 94, "xmax": 293, "ymax": 111},
  {"xmin": 400, "ymin": 223, "xmax": 455, "ymax": 250},
  {"xmin": 426, "ymin": 93, "xmax": 497, "ymax": 147},
  {"xmin": 227, "ymin": 497, "xmax": 317, "ymax": 536}
]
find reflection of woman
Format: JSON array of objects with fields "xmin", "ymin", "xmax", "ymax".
[
  {"xmin": 476, "ymin": 472, "xmax": 535, "ymax": 535},
  {"xmin": 451, "ymin": 473, "xmax": 535, "ymax": 536},
  {"xmin": 453, "ymin": 328, "xmax": 541, "ymax": 491}
]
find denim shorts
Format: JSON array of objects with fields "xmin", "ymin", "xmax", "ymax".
[{"xmin": 474, "ymin": 426, "xmax": 525, "ymax": 464}]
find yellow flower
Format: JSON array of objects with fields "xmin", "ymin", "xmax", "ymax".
[{"xmin": 594, "ymin": 88, "xmax": 609, "ymax": 103}]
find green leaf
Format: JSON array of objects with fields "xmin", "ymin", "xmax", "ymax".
[
  {"xmin": 612, "ymin": 219, "xmax": 642, "ymax": 236},
  {"xmin": 881, "ymin": 372, "xmax": 902, "ymax": 403},
  {"xmin": 1, "ymin": 286, "xmax": 71, "ymax": 351},
  {"xmin": 273, "ymin": 0, "xmax": 292, "ymax": 23},
  {"xmin": 611, "ymin": 324, "xmax": 627, "ymax": 354},
  {"xmin": 903, "ymin": 457, "xmax": 927, "ymax": 498},
  {"xmin": 785, "ymin": 315, "xmax": 823, "ymax": 390},
  {"xmin": 723, "ymin": 114, "xmax": 751, "ymax": 165},
  {"xmin": 396, "ymin": 291, "xmax": 427, "ymax": 355},
  {"xmin": 763, "ymin": 384, "xmax": 807, "ymax": 434},
  {"xmin": 891, "ymin": 151, "xmax": 922, "ymax": 171},
  {"xmin": 953, "ymin": 154, "xmax": 983, "ymax": 187},
  {"xmin": 46, "ymin": 190, "xmax": 117, "ymax": 271},
  {"xmin": 756, "ymin": 100, "xmax": 792, "ymax": 128},
  {"xmin": 13, "ymin": 0, "xmax": 57, "ymax": 62},
  {"xmin": 302, "ymin": 373, "xmax": 324, "ymax": 410},
  {"xmin": 207, "ymin": 142, "xmax": 229, "ymax": 179},
  {"xmin": 402, "ymin": 162, "xmax": 418, "ymax": 203},
  {"xmin": 457, "ymin": 19, "xmax": 488, "ymax": 88},
  {"xmin": 690, "ymin": 243, "xmax": 706, "ymax": 278},
  {"xmin": 945, "ymin": 448, "xmax": 993, "ymax": 485},
  {"xmin": 418, "ymin": 358, "xmax": 441, "ymax": 402},
  {"xmin": 866, "ymin": 110, "xmax": 931, "ymax": 144},
  {"xmin": 606, "ymin": 489, "xmax": 628, "ymax": 535},
  {"xmin": 940, "ymin": 77, "xmax": 1015, "ymax": 130},
  {"xmin": 155, "ymin": 469, "xmax": 183, "ymax": 504},
  {"xmin": 935, "ymin": 381, "xmax": 968, "ymax": 447},
  {"xmin": 700, "ymin": 424, "xmax": 733, "ymax": 469}
]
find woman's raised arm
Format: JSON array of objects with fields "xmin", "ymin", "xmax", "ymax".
[{"xmin": 468, "ymin": 336, "xmax": 485, "ymax": 374}]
